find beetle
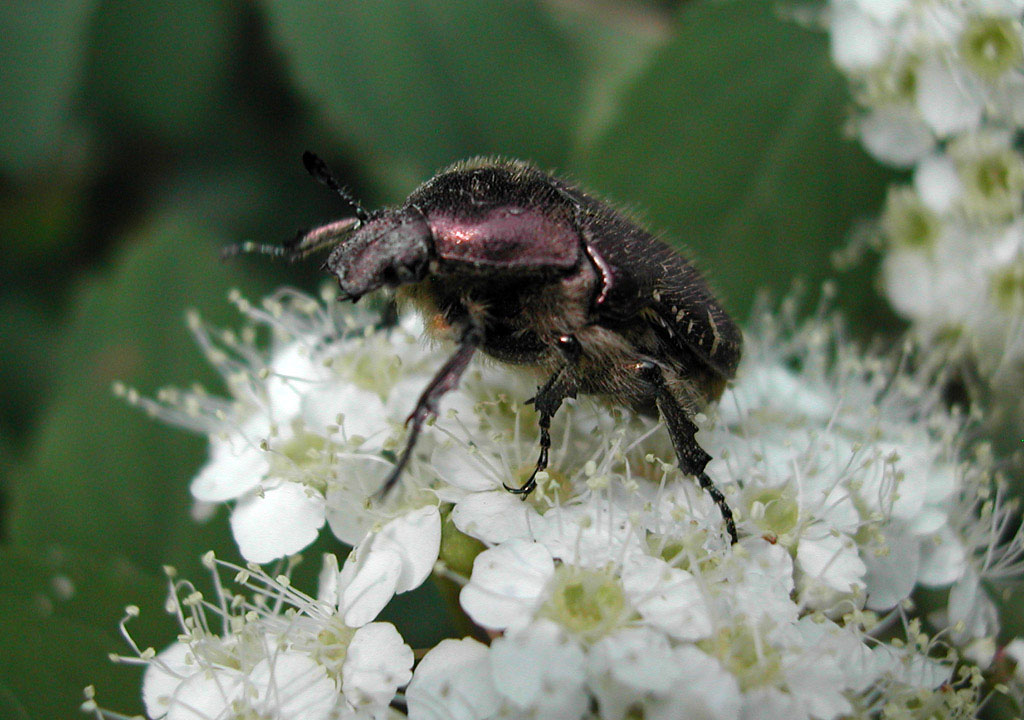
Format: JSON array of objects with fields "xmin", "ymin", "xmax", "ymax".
[{"xmin": 230, "ymin": 153, "xmax": 742, "ymax": 543}]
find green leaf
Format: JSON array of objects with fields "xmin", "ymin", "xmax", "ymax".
[
  {"xmin": 0, "ymin": 0, "xmax": 93, "ymax": 175},
  {"xmin": 0, "ymin": 297, "xmax": 58, "ymax": 446},
  {"xmin": 575, "ymin": 0, "xmax": 897, "ymax": 323},
  {"xmin": 262, "ymin": 0, "xmax": 586, "ymax": 196},
  {"xmin": 0, "ymin": 546, "xmax": 167, "ymax": 720},
  {"xmin": 84, "ymin": 0, "xmax": 235, "ymax": 141},
  {"xmin": 8, "ymin": 212, "xmax": 272, "ymax": 572}
]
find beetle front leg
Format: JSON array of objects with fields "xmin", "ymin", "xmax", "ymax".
[
  {"xmin": 376, "ymin": 325, "xmax": 483, "ymax": 498},
  {"xmin": 635, "ymin": 360, "xmax": 738, "ymax": 544},
  {"xmin": 506, "ymin": 335, "xmax": 580, "ymax": 497}
]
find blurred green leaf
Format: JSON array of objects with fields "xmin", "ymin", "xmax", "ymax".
[
  {"xmin": 84, "ymin": 0, "xmax": 235, "ymax": 141},
  {"xmin": 0, "ymin": 545, "xmax": 167, "ymax": 720},
  {"xmin": 576, "ymin": 0, "xmax": 897, "ymax": 322},
  {"xmin": 0, "ymin": 298, "xmax": 58, "ymax": 447},
  {"xmin": 8, "ymin": 213, "xmax": 272, "ymax": 572},
  {"xmin": 262, "ymin": 0, "xmax": 586, "ymax": 196},
  {"xmin": 548, "ymin": 1, "xmax": 671, "ymax": 157},
  {"xmin": 0, "ymin": 0, "xmax": 93, "ymax": 176}
]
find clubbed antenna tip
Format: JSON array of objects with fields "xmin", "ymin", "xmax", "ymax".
[{"xmin": 302, "ymin": 151, "xmax": 369, "ymax": 222}]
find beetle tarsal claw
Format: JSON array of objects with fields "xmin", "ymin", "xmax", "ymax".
[{"xmin": 503, "ymin": 476, "xmax": 537, "ymax": 496}]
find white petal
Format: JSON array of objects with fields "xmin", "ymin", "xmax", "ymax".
[
  {"xmin": 230, "ymin": 484, "xmax": 326, "ymax": 563},
  {"xmin": 588, "ymin": 628, "xmax": 676, "ymax": 720},
  {"xmin": 142, "ymin": 642, "xmax": 193, "ymax": 719},
  {"xmin": 622, "ymin": 556, "xmax": 712, "ymax": 641},
  {"xmin": 860, "ymin": 106, "xmax": 935, "ymax": 167},
  {"xmin": 863, "ymin": 525, "xmax": 920, "ymax": 610},
  {"xmin": 917, "ymin": 57, "xmax": 984, "ymax": 137},
  {"xmin": 780, "ymin": 628, "xmax": 852, "ymax": 719},
  {"xmin": 948, "ymin": 569, "xmax": 999, "ymax": 641},
  {"xmin": 265, "ymin": 342, "xmax": 325, "ymax": 420},
  {"xmin": 489, "ymin": 620, "xmax": 588, "ymax": 719},
  {"xmin": 914, "ymin": 153, "xmax": 963, "ymax": 213},
  {"xmin": 323, "ymin": 457, "xmax": 388, "ymax": 545},
  {"xmin": 373, "ymin": 505, "xmax": 442, "ymax": 593},
  {"xmin": 460, "ymin": 540, "xmax": 554, "ymax": 630},
  {"xmin": 406, "ymin": 638, "xmax": 501, "ymax": 720},
  {"xmin": 166, "ymin": 666, "xmax": 244, "ymax": 720},
  {"xmin": 339, "ymin": 545, "xmax": 402, "ymax": 627},
  {"xmin": 796, "ymin": 529, "xmax": 867, "ymax": 595},
  {"xmin": 302, "ymin": 380, "xmax": 387, "ymax": 445},
  {"xmin": 451, "ymin": 490, "xmax": 540, "ymax": 544},
  {"xmin": 727, "ymin": 540, "xmax": 799, "ymax": 625},
  {"xmin": 855, "ymin": 0, "xmax": 907, "ymax": 22},
  {"xmin": 431, "ymin": 444, "xmax": 500, "ymax": 493},
  {"xmin": 916, "ymin": 526, "xmax": 967, "ymax": 586},
  {"xmin": 343, "ymin": 622, "xmax": 414, "ymax": 708},
  {"xmin": 248, "ymin": 653, "xmax": 339, "ymax": 720},
  {"xmin": 191, "ymin": 425, "xmax": 271, "ymax": 502},
  {"xmin": 317, "ymin": 553, "xmax": 341, "ymax": 607},
  {"xmin": 535, "ymin": 503, "xmax": 642, "ymax": 569},
  {"xmin": 739, "ymin": 688, "xmax": 800, "ymax": 720},
  {"xmin": 830, "ymin": 4, "xmax": 890, "ymax": 71},
  {"xmin": 648, "ymin": 646, "xmax": 741, "ymax": 720}
]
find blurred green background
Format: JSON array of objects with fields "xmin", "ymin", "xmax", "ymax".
[{"xmin": 0, "ymin": 0, "xmax": 926, "ymax": 717}]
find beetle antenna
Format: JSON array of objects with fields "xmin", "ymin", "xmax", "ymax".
[
  {"xmin": 220, "ymin": 216, "xmax": 361, "ymax": 263},
  {"xmin": 302, "ymin": 151, "xmax": 370, "ymax": 223},
  {"xmin": 221, "ymin": 217, "xmax": 361, "ymax": 263}
]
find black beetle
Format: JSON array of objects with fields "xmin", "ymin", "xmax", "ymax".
[{"xmin": 230, "ymin": 153, "xmax": 742, "ymax": 543}]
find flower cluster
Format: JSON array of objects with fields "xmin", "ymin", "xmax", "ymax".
[
  {"xmin": 92, "ymin": 551, "xmax": 415, "ymax": 720},
  {"xmin": 103, "ymin": 288, "xmax": 1024, "ymax": 719},
  {"xmin": 826, "ymin": 0, "xmax": 1024, "ymax": 396}
]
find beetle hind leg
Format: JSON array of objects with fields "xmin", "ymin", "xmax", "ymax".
[
  {"xmin": 506, "ymin": 335, "xmax": 580, "ymax": 497},
  {"xmin": 505, "ymin": 369, "xmax": 577, "ymax": 496},
  {"xmin": 635, "ymin": 360, "xmax": 738, "ymax": 544}
]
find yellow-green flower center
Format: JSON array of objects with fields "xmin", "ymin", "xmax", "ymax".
[
  {"xmin": 991, "ymin": 262, "xmax": 1024, "ymax": 312},
  {"xmin": 541, "ymin": 565, "xmax": 629, "ymax": 641},
  {"xmin": 961, "ymin": 148, "xmax": 1024, "ymax": 221},
  {"xmin": 699, "ymin": 625, "xmax": 782, "ymax": 692},
  {"xmin": 960, "ymin": 16, "xmax": 1023, "ymax": 80},
  {"xmin": 865, "ymin": 60, "xmax": 917, "ymax": 104},
  {"xmin": 511, "ymin": 464, "xmax": 573, "ymax": 505},
  {"xmin": 881, "ymin": 187, "xmax": 940, "ymax": 250},
  {"xmin": 273, "ymin": 425, "xmax": 337, "ymax": 493},
  {"xmin": 313, "ymin": 617, "xmax": 356, "ymax": 682},
  {"xmin": 748, "ymin": 486, "xmax": 800, "ymax": 536}
]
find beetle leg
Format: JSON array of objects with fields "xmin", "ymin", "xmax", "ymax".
[
  {"xmin": 506, "ymin": 335, "xmax": 580, "ymax": 497},
  {"xmin": 376, "ymin": 325, "xmax": 483, "ymax": 498},
  {"xmin": 635, "ymin": 360, "xmax": 738, "ymax": 544}
]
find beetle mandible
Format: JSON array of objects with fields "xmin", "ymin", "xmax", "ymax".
[{"xmin": 230, "ymin": 153, "xmax": 742, "ymax": 544}]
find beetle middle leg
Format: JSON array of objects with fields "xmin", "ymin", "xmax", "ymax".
[
  {"xmin": 505, "ymin": 335, "xmax": 580, "ymax": 497},
  {"xmin": 376, "ymin": 324, "xmax": 483, "ymax": 498},
  {"xmin": 634, "ymin": 360, "xmax": 738, "ymax": 544}
]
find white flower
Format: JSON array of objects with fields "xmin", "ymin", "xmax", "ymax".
[
  {"xmin": 823, "ymin": 0, "xmax": 1024, "ymax": 401},
  {"xmin": 119, "ymin": 290, "xmax": 452, "ymax": 562},
  {"xmin": 113, "ymin": 286, "xmax": 1021, "ymax": 720},
  {"xmin": 320, "ymin": 505, "xmax": 441, "ymax": 627},
  {"xmin": 128, "ymin": 554, "xmax": 413, "ymax": 720}
]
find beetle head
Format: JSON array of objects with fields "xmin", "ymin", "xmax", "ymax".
[{"xmin": 326, "ymin": 208, "xmax": 432, "ymax": 300}]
